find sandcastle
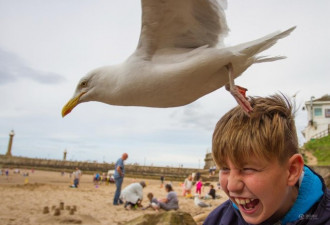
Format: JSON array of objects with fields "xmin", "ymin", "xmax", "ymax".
[{"xmin": 42, "ymin": 202, "xmax": 77, "ymax": 216}]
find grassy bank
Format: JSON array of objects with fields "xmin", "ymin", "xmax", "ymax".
[{"xmin": 304, "ymin": 135, "xmax": 330, "ymax": 165}]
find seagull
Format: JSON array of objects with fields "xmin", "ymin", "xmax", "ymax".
[
  {"xmin": 194, "ymin": 195, "xmax": 211, "ymax": 208},
  {"xmin": 62, "ymin": 0, "xmax": 295, "ymax": 117}
]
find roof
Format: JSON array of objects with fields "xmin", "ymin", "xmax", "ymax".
[
  {"xmin": 314, "ymin": 94, "xmax": 330, "ymax": 102},
  {"xmin": 305, "ymin": 94, "xmax": 330, "ymax": 105}
]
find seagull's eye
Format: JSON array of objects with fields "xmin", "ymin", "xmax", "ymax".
[{"xmin": 81, "ymin": 81, "xmax": 88, "ymax": 87}]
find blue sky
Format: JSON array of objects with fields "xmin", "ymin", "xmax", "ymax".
[{"xmin": 0, "ymin": 0, "xmax": 329, "ymax": 168}]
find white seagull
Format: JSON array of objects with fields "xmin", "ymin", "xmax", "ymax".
[
  {"xmin": 62, "ymin": 0, "xmax": 295, "ymax": 117},
  {"xmin": 194, "ymin": 195, "xmax": 211, "ymax": 208}
]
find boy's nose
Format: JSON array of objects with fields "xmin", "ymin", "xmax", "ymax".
[{"xmin": 226, "ymin": 174, "xmax": 244, "ymax": 193}]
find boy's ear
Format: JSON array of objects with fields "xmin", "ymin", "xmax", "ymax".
[{"xmin": 287, "ymin": 154, "xmax": 304, "ymax": 186}]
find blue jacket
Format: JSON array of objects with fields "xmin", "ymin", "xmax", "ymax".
[{"xmin": 204, "ymin": 166, "xmax": 330, "ymax": 225}]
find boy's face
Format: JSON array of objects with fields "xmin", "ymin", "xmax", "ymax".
[{"xmin": 219, "ymin": 157, "xmax": 294, "ymax": 224}]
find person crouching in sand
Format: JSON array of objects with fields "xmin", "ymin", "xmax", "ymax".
[{"xmin": 120, "ymin": 181, "xmax": 146, "ymax": 210}]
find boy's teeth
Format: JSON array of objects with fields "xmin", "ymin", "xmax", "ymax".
[
  {"xmin": 235, "ymin": 198, "xmax": 244, "ymax": 204},
  {"xmin": 235, "ymin": 198, "xmax": 252, "ymax": 205}
]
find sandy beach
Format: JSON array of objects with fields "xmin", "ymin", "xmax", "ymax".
[{"xmin": 0, "ymin": 169, "xmax": 227, "ymax": 225}]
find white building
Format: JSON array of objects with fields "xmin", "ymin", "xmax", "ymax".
[{"xmin": 302, "ymin": 94, "xmax": 330, "ymax": 142}]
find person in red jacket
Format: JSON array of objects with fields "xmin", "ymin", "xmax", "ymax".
[{"xmin": 204, "ymin": 94, "xmax": 330, "ymax": 225}]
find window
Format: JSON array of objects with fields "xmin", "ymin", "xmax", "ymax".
[
  {"xmin": 314, "ymin": 108, "xmax": 322, "ymax": 116},
  {"xmin": 325, "ymin": 109, "xmax": 330, "ymax": 118}
]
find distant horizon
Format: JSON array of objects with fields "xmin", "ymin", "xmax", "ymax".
[{"xmin": 0, "ymin": 152, "xmax": 207, "ymax": 169}]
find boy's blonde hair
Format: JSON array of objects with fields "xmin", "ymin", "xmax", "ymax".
[{"xmin": 212, "ymin": 94, "xmax": 298, "ymax": 168}]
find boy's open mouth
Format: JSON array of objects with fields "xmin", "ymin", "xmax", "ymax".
[{"xmin": 235, "ymin": 198, "xmax": 260, "ymax": 211}]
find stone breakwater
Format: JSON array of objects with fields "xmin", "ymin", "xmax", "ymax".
[{"xmin": 0, "ymin": 155, "xmax": 204, "ymax": 181}]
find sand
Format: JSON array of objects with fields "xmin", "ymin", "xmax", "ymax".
[{"xmin": 0, "ymin": 169, "xmax": 228, "ymax": 225}]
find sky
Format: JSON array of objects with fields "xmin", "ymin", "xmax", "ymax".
[{"xmin": 0, "ymin": 0, "xmax": 329, "ymax": 168}]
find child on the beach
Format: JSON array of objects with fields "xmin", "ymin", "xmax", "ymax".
[
  {"xmin": 182, "ymin": 175, "xmax": 193, "ymax": 197},
  {"xmin": 195, "ymin": 178, "xmax": 203, "ymax": 197},
  {"xmin": 204, "ymin": 184, "xmax": 216, "ymax": 200},
  {"xmin": 142, "ymin": 192, "xmax": 159, "ymax": 211},
  {"xmin": 204, "ymin": 94, "xmax": 330, "ymax": 225}
]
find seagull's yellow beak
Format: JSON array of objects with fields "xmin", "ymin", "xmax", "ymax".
[{"xmin": 62, "ymin": 92, "xmax": 86, "ymax": 117}]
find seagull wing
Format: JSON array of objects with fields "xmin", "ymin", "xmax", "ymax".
[{"xmin": 136, "ymin": 0, "xmax": 229, "ymax": 58}]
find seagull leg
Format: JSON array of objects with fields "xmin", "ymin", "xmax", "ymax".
[{"xmin": 225, "ymin": 63, "xmax": 253, "ymax": 114}]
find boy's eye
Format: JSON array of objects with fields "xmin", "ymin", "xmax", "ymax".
[
  {"xmin": 220, "ymin": 167, "xmax": 230, "ymax": 173},
  {"xmin": 242, "ymin": 168, "xmax": 258, "ymax": 172}
]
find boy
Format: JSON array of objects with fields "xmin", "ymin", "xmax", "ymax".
[
  {"xmin": 142, "ymin": 192, "xmax": 160, "ymax": 211},
  {"xmin": 204, "ymin": 94, "xmax": 329, "ymax": 225},
  {"xmin": 204, "ymin": 184, "xmax": 216, "ymax": 200}
]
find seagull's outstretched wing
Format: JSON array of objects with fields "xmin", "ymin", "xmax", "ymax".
[{"xmin": 136, "ymin": 0, "xmax": 229, "ymax": 58}]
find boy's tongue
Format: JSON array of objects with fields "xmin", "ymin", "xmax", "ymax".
[{"xmin": 243, "ymin": 199, "xmax": 259, "ymax": 209}]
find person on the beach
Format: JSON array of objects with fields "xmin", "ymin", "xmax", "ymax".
[
  {"xmin": 195, "ymin": 171, "xmax": 201, "ymax": 181},
  {"xmin": 120, "ymin": 181, "xmax": 146, "ymax": 210},
  {"xmin": 142, "ymin": 192, "xmax": 159, "ymax": 211},
  {"xmin": 101, "ymin": 172, "xmax": 107, "ymax": 184},
  {"xmin": 93, "ymin": 173, "xmax": 100, "ymax": 187},
  {"xmin": 212, "ymin": 166, "xmax": 216, "ymax": 176},
  {"xmin": 182, "ymin": 175, "xmax": 193, "ymax": 197},
  {"xmin": 195, "ymin": 177, "xmax": 203, "ymax": 197},
  {"xmin": 204, "ymin": 94, "xmax": 330, "ymax": 225},
  {"xmin": 5, "ymin": 168, "xmax": 9, "ymax": 180},
  {"xmin": 156, "ymin": 183, "xmax": 179, "ymax": 211},
  {"xmin": 72, "ymin": 167, "xmax": 81, "ymax": 188},
  {"xmin": 204, "ymin": 184, "xmax": 216, "ymax": 200},
  {"xmin": 160, "ymin": 175, "xmax": 164, "ymax": 188},
  {"xmin": 209, "ymin": 166, "xmax": 213, "ymax": 177},
  {"xmin": 113, "ymin": 153, "xmax": 128, "ymax": 205}
]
